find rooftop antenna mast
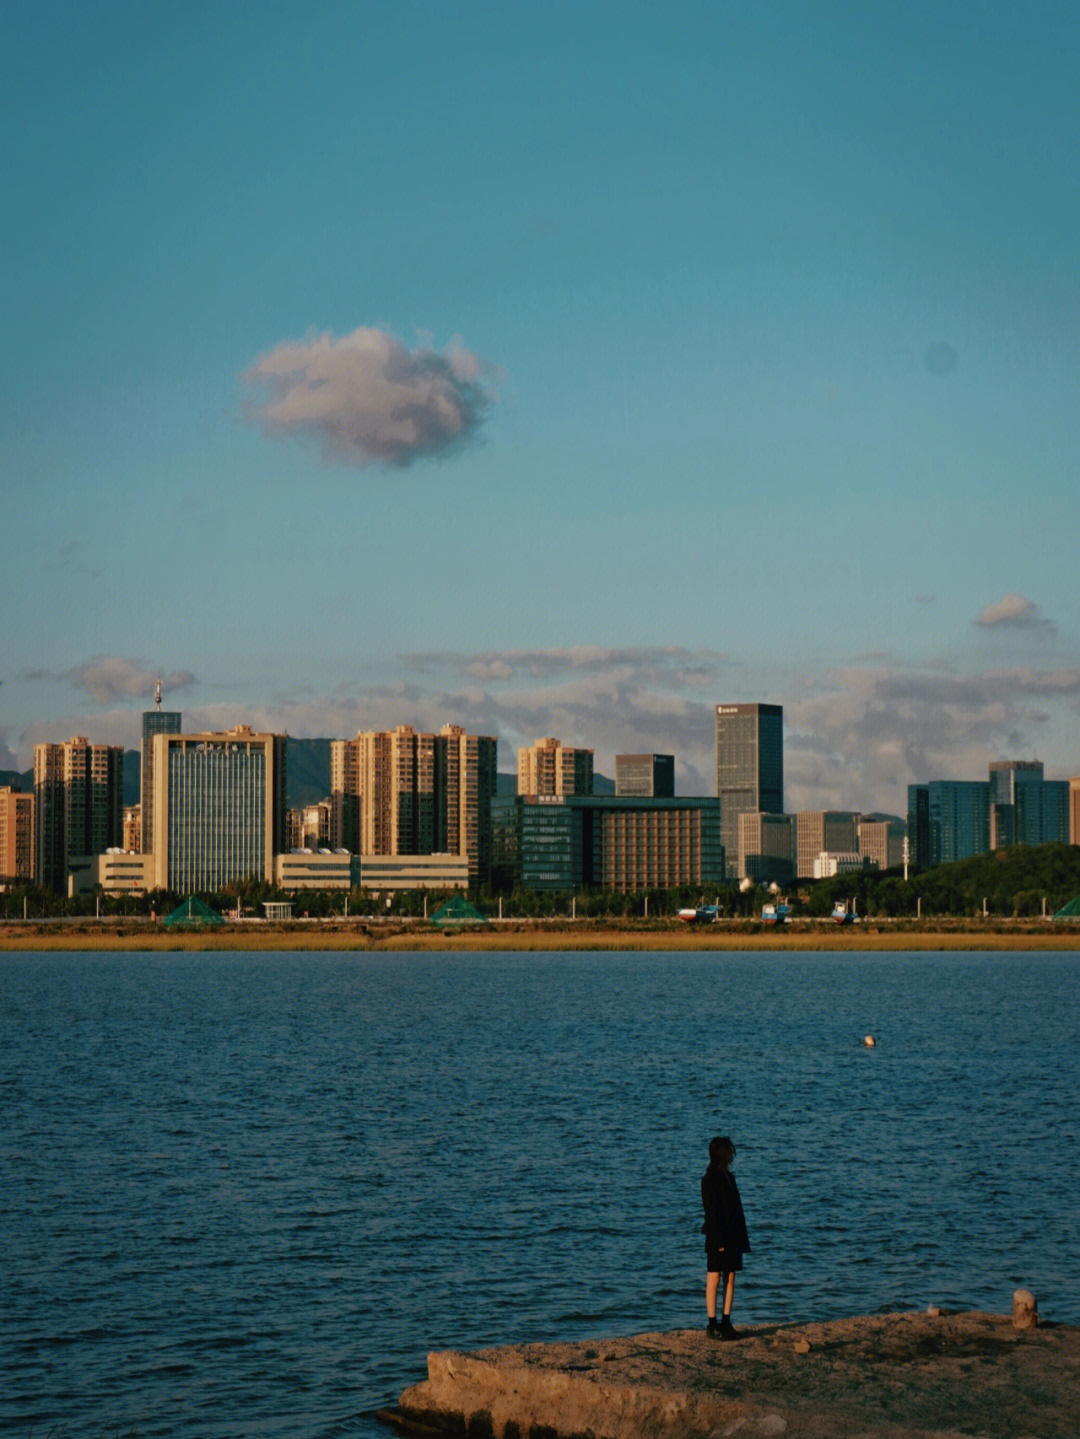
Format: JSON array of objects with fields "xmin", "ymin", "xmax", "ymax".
[{"xmin": 154, "ymin": 679, "xmax": 162, "ymax": 710}]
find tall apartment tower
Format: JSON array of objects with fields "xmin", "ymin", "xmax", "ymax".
[
  {"xmin": 517, "ymin": 737, "xmax": 593, "ymax": 797},
  {"xmin": 330, "ymin": 724, "xmax": 496, "ymax": 881},
  {"xmin": 615, "ymin": 754, "xmax": 675, "ymax": 798},
  {"xmin": 150, "ymin": 726, "xmax": 286, "ymax": 893},
  {"xmin": 34, "ymin": 737, "xmax": 124, "ymax": 891},
  {"xmin": 0, "ymin": 787, "xmax": 35, "ymax": 883},
  {"xmin": 715, "ymin": 703, "xmax": 783, "ymax": 868},
  {"xmin": 141, "ymin": 683, "xmax": 182, "ymax": 854}
]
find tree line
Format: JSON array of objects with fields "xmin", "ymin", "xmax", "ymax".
[{"xmin": 3, "ymin": 843, "xmax": 1079, "ymax": 922}]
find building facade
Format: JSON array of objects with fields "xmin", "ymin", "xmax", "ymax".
[
  {"xmin": 736, "ymin": 810, "xmax": 795, "ymax": 885},
  {"xmin": 988, "ymin": 761, "xmax": 1068, "ymax": 848},
  {"xmin": 34, "ymin": 737, "xmax": 124, "ymax": 892},
  {"xmin": 286, "ymin": 801, "xmax": 332, "ymax": 851},
  {"xmin": 715, "ymin": 703, "xmax": 783, "ymax": 871},
  {"xmin": 907, "ymin": 781, "xmax": 991, "ymax": 869},
  {"xmin": 0, "ymin": 787, "xmax": 34, "ymax": 884},
  {"xmin": 794, "ymin": 810, "xmax": 859, "ymax": 879},
  {"xmin": 140, "ymin": 695, "xmax": 182, "ymax": 855},
  {"xmin": 150, "ymin": 726, "xmax": 286, "ymax": 892},
  {"xmin": 615, "ymin": 753, "xmax": 675, "ymax": 798},
  {"xmin": 858, "ymin": 816, "xmax": 906, "ymax": 871},
  {"xmin": 68, "ymin": 851, "xmax": 154, "ymax": 897},
  {"xmin": 1071, "ymin": 778, "xmax": 1080, "ymax": 846},
  {"xmin": 517, "ymin": 737, "xmax": 594, "ymax": 797},
  {"xmin": 357, "ymin": 852, "xmax": 469, "ymax": 893},
  {"xmin": 910, "ymin": 763, "xmax": 1070, "ymax": 870},
  {"xmin": 515, "ymin": 795, "xmax": 724, "ymax": 892},
  {"xmin": 330, "ymin": 724, "xmax": 496, "ymax": 881}
]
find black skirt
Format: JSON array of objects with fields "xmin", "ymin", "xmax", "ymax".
[{"xmin": 706, "ymin": 1243, "xmax": 743, "ymax": 1274}]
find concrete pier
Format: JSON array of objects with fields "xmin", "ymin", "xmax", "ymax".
[{"xmin": 384, "ymin": 1309, "xmax": 1080, "ymax": 1438}]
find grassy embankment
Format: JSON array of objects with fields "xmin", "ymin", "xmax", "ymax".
[{"xmin": 3, "ymin": 916, "xmax": 1080, "ymax": 953}]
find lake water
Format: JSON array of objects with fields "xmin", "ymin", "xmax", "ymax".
[{"xmin": 2, "ymin": 948, "xmax": 1078, "ymax": 1438}]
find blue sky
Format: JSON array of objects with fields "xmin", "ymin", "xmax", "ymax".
[{"xmin": 4, "ymin": 0, "xmax": 1078, "ymax": 811}]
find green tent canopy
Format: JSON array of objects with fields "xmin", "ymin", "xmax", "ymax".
[
  {"xmin": 431, "ymin": 896, "xmax": 488, "ymax": 926},
  {"xmin": 163, "ymin": 896, "xmax": 224, "ymax": 927},
  {"xmin": 1052, "ymin": 895, "xmax": 1080, "ymax": 921}
]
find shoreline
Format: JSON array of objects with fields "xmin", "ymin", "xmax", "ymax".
[
  {"xmin": 2, "ymin": 917, "xmax": 1079, "ymax": 953},
  {"xmin": 387, "ymin": 1309, "xmax": 1080, "ymax": 1438}
]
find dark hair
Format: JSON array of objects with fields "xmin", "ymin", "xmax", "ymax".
[{"xmin": 709, "ymin": 1135, "xmax": 736, "ymax": 1165}]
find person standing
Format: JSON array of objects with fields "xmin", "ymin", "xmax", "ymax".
[{"xmin": 701, "ymin": 1135, "xmax": 750, "ymax": 1340}]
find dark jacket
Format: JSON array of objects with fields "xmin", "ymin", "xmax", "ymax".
[{"xmin": 701, "ymin": 1163, "xmax": 750, "ymax": 1255}]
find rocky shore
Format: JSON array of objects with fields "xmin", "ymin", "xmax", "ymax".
[{"xmin": 383, "ymin": 1309, "xmax": 1080, "ymax": 1438}]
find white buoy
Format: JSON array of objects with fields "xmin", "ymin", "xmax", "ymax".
[{"xmin": 863, "ymin": 1034, "xmax": 876, "ymax": 1048}]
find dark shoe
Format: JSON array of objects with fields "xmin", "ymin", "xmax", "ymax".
[
  {"xmin": 706, "ymin": 1318, "xmax": 721, "ymax": 1340},
  {"xmin": 720, "ymin": 1317, "xmax": 739, "ymax": 1340}
]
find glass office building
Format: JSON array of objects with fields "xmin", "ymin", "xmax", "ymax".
[
  {"xmin": 907, "ymin": 781, "xmax": 991, "ymax": 868},
  {"xmin": 516, "ymin": 795, "xmax": 724, "ymax": 892},
  {"xmin": 141, "ymin": 705, "xmax": 182, "ymax": 854},
  {"xmin": 715, "ymin": 703, "xmax": 783, "ymax": 873}
]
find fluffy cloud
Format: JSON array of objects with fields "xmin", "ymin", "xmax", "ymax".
[
  {"xmin": 786, "ymin": 664, "xmax": 1080, "ymax": 813},
  {"xmin": 14, "ymin": 650, "xmax": 1077, "ymax": 814},
  {"xmin": 243, "ymin": 327, "xmax": 494, "ymax": 467},
  {"xmin": 66, "ymin": 658, "xmax": 195, "ymax": 706},
  {"xmin": 975, "ymin": 593, "xmax": 1056, "ymax": 632}
]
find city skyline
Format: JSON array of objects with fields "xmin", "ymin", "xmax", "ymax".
[{"xmin": 5, "ymin": 3, "xmax": 1080, "ymax": 814}]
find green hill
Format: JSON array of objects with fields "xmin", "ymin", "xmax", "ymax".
[{"xmin": 807, "ymin": 842, "xmax": 1080, "ymax": 918}]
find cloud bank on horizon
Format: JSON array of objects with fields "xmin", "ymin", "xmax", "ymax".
[
  {"xmin": 242, "ymin": 327, "xmax": 495, "ymax": 468},
  {"xmin": 7, "ymin": 638, "xmax": 1077, "ymax": 816}
]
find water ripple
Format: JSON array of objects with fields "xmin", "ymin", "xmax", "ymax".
[{"xmin": 2, "ymin": 949, "xmax": 1078, "ymax": 1438}]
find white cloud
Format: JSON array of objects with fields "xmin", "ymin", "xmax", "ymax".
[
  {"xmin": 242, "ymin": 327, "xmax": 494, "ymax": 467},
  {"xmin": 12, "ymin": 650, "xmax": 1078, "ymax": 815},
  {"xmin": 66, "ymin": 658, "xmax": 195, "ymax": 706},
  {"xmin": 975, "ymin": 593, "xmax": 1056, "ymax": 632}
]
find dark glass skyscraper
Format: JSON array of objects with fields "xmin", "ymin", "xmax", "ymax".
[
  {"xmin": 715, "ymin": 702, "xmax": 783, "ymax": 867},
  {"xmin": 141, "ymin": 693, "xmax": 182, "ymax": 854}
]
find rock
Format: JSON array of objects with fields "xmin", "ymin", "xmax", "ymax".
[
  {"xmin": 1012, "ymin": 1289, "xmax": 1038, "ymax": 1329},
  {"xmin": 927, "ymin": 1305, "xmax": 941, "ymax": 1317},
  {"xmin": 793, "ymin": 1338, "xmax": 812, "ymax": 1354},
  {"xmin": 397, "ymin": 1311, "xmax": 1080, "ymax": 1438},
  {"xmin": 717, "ymin": 1419, "xmax": 787, "ymax": 1438}
]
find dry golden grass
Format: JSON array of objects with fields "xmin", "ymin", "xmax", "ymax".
[{"xmin": 3, "ymin": 917, "xmax": 1079, "ymax": 954}]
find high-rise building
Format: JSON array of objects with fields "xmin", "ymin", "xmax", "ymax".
[
  {"xmin": 615, "ymin": 753, "xmax": 675, "ymax": 798},
  {"xmin": 1070, "ymin": 778, "xmax": 1080, "ymax": 846},
  {"xmin": 737, "ymin": 810, "xmax": 794, "ymax": 885},
  {"xmin": 715, "ymin": 703, "xmax": 783, "ymax": 867},
  {"xmin": 906, "ymin": 781, "xmax": 991, "ymax": 869},
  {"xmin": 141, "ymin": 686, "xmax": 182, "ymax": 855},
  {"xmin": 330, "ymin": 724, "xmax": 496, "ymax": 881},
  {"xmin": 285, "ymin": 801, "xmax": 332, "ymax": 851},
  {"xmin": 0, "ymin": 787, "xmax": 34, "ymax": 883},
  {"xmin": 442, "ymin": 724, "xmax": 498, "ymax": 883},
  {"xmin": 150, "ymin": 726, "xmax": 286, "ymax": 893},
  {"xmin": 794, "ymin": 811, "xmax": 860, "ymax": 879},
  {"xmin": 988, "ymin": 760, "xmax": 1068, "ymax": 848},
  {"xmin": 517, "ymin": 737, "xmax": 593, "ymax": 798},
  {"xmin": 34, "ymin": 737, "xmax": 124, "ymax": 891},
  {"xmin": 858, "ymin": 816, "xmax": 906, "ymax": 871}
]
